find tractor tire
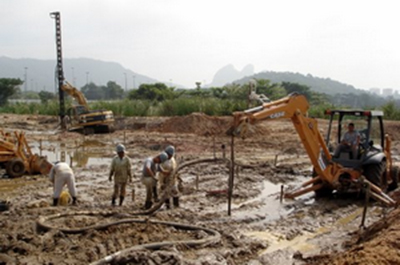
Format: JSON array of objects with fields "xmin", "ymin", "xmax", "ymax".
[
  {"xmin": 388, "ymin": 166, "xmax": 399, "ymax": 191},
  {"xmin": 6, "ymin": 158, "xmax": 26, "ymax": 178},
  {"xmin": 363, "ymin": 160, "xmax": 386, "ymax": 187},
  {"xmin": 312, "ymin": 168, "xmax": 333, "ymax": 197},
  {"xmin": 83, "ymin": 127, "xmax": 94, "ymax": 135}
]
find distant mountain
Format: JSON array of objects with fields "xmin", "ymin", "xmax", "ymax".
[
  {"xmin": 0, "ymin": 56, "xmax": 158, "ymax": 92},
  {"xmin": 230, "ymin": 70, "xmax": 363, "ymax": 95},
  {"xmin": 209, "ymin": 64, "xmax": 255, "ymax": 87}
]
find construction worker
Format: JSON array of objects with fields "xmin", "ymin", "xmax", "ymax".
[
  {"xmin": 159, "ymin": 145, "xmax": 179, "ymax": 209},
  {"xmin": 109, "ymin": 144, "xmax": 132, "ymax": 206},
  {"xmin": 49, "ymin": 161, "xmax": 77, "ymax": 206},
  {"xmin": 334, "ymin": 122, "xmax": 360, "ymax": 159},
  {"xmin": 141, "ymin": 152, "xmax": 168, "ymax": 210}
]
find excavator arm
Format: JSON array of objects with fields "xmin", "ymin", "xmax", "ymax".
[
  {"xmin": 61, "ymin": 81, "xmax": 89, "ymax": 110},
  {"xmin": 230, "ymin": 93, "xmax": 396, "ymax": 205}
]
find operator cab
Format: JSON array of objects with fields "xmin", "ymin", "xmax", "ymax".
[{"xmin": 324, "ymin": 110, "xmax": 385, "ymax": 168}]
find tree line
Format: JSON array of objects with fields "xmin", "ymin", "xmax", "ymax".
[{"xmin": 1, "ymin": 77, "xmax": 400, "ymax": 119}]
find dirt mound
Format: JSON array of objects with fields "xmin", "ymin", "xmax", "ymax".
[
  {"xmin": 305, "ymin": 205, "xmax": 400, "ymax": 265},
  {"xmin": 158, "ymin": 112, "xmax": 272, "ymax": 137},
  {"xmin": 159, "ymin": 113, "xmax": 232, "ymax": 136}
]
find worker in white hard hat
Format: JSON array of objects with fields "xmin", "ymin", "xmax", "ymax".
[
  {"xmin": 158, "ymin": 145, "xmax": 179, "ymax": 209},
  {"xmin": 109, "ymin": 144, "xmax": 132, "ymax": 206},
  {"xmin": 141, "ymin": 151, "xmax": 168, "ymax": 210},
  {"xmin": 49, "ymin": 161, "xmax": 77, "ymax": 206}
]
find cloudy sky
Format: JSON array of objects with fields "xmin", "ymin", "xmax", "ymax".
[{"xmin": 2, "ymin": 0, "xmax": 400, "ymax": 89}]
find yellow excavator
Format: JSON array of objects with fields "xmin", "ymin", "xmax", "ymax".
[
  {"xmin": 230, "ymin": 92, "xmax": 397, "ymax": 206},
  {"xmin": 61, "ymin": 81, "xmax": 115, "ymax": 135}
]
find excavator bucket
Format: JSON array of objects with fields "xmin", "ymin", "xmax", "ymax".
[{"xmin": 29, "ymin": 155, "xmax": 53, "ymax": 175}]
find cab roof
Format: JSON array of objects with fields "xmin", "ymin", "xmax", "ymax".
[{"xmin": 325, "ymin": 110, "xmax": 384, "ymax": 117}]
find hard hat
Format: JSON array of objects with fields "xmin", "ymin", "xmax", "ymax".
[
  {"xmin": 116, "ymin": 144, "xmax": 126, "ymax": 153},
  {"xmin": 158, "ymin": 151, "xmax": 168, "ymax": 163},
  {"xmin": 165, "ymin": 145, "xmax": 175, "ymax": 157}
]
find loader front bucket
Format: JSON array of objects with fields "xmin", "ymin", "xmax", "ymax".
[{"xmin": 29, "ymin": 155, "xmax": 53, "ymax": 175}]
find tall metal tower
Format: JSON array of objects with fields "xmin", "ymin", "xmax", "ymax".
[{"xmin": 50, "ymin": 11, "xmax": 66, "ymax": 128}]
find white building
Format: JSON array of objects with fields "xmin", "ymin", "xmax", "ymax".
[
  {"xmin": 382, "ymin": 88, "xmax": 393, "ymax": 97},
  {"xmin": 369, "ymin": 87, "xmax": 380, "ymax": 95}
]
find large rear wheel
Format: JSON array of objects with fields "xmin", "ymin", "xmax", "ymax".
[
  {"xmin": 363, "ymin": 160, "xmax": 386, "ymax": 187},
  {"xmin": 6, "ymin": 158, "xmax": 26, "ymax": 178}
]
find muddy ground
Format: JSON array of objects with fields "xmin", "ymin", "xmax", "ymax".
[{"xmin": 1, "ymin": 113, "xmax": 400, "ymax": 264}]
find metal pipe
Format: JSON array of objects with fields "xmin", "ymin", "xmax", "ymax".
[{"xmin": 360, "ymin": 182, "xmax": 370, "ymax": 229}]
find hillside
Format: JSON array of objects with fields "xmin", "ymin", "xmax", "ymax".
[
  {"xmin": 235, "ymin": 71, "xmax": 363, "ymax": 96},
  {"xmin": 0, "ymin": 56, "xmax": 158, "ymax": 92}
]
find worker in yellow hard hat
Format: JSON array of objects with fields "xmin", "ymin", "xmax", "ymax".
[{"xmin": 49, "ymin": 162, "xmax": 77, "ymax": 206}]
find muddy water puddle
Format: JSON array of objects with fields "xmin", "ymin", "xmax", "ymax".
[
  {"xmin": 247, "ymin": 208, "xmax": 363, "ymax": 254},
  {"xmin": 231, "ymin": 180, "xmax": 293, "ymax": 223},
  {"xmin": 30, "ymin": 141, "xmax": 112, "ymax": 167}
]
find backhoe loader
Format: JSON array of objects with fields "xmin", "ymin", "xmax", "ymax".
[
  {"xmin": 0, "ymin": 130, "xmax": 51, "ymax": 178},
  {"xmin": 230, "ymin": 92, "xmax": 397, "ymax": 206}
]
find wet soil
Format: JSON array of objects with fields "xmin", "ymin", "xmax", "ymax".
[{"xmin": 1, "ymin": 113, "xmax": 400, "ymax": 264}]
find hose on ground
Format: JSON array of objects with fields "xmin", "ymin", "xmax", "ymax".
[
  {"xmin": 36, "ymin": 211, "xmax": 221, "ymax": 265},
  {"xmin": 36, "ymin": 158, "xmax": 227, "ymax": 264}
]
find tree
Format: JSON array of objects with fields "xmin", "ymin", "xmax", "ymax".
[
  {"xmin": 222, "ymin": 83, "xmax": 246, "ymax": 100},
  {"xmin": 103, "ymin": 81, "xmax": 124, "ymax": 99},
  {"xmin": 381, "ymin": 101, "xmax": 399, "ymax": 120},
  {"xmin": 249, "ymin": 79, "xmax": 286, "ymax": 100},
  {"xmin": 128, "ymin": 83, "xmax": 175, "ymax": 101},
  {"xmin": 38, "ymin": 91, "xmax": 56, "ymax": 104},
  {"xmin": 281, "ymin": 82, "xmax": 312, "ymax": 99},
  {"xmin": 81, "ymin": 82, "xmax": 103, "ymax": 100},
  {"xmin": 0, "ymin": 78, "xmax": 22, "ymax": 105}
]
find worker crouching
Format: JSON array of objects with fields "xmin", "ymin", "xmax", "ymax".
[
  {"xmin": 49, "ymin": 162, "xmax": 77, "ymax": 206},
  {"xmin": 141, "ymin": 152, "xmax": 168, "ymax": 210},
  {"xmin": 109, "ymin": 144, "xmax": 132, "ymax": 206}
]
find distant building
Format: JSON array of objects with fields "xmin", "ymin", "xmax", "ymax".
[
  {"xmin": 369, "ymin": 88, "xmax": 380, "ymax": 95},
  {"xmin": 382, "ymin": 88, "xmax": 393, "ymax": 97}
]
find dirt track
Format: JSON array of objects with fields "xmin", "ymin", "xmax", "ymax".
[{"xmin": 1, "ymin": 113, "xmax": 400, "ymax": 264}]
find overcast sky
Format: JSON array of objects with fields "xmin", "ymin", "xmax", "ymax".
[{"xmin": 2, "ymin": 0, "xmax": 400, "ymax": 89}]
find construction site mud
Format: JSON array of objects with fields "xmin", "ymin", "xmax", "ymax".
[{"xmin": 1, "ymin": 113, "xmax": 400, "ymax": 264}]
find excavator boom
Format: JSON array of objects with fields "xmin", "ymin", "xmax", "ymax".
[{"xmin": 61, "ymin": 82, "xmax": 89, "ymax": 110}]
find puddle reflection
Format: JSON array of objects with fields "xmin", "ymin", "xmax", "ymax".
[{"xmin": 31, "ymin": 141, "xmax": 111, "ymax": 168}]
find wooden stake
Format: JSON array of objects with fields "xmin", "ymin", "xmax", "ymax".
[{"xmin": 228, "ymin": 135, "xmax": 235, "ymax": 216}]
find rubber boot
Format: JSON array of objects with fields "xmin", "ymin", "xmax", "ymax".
[
  {"xmin": 53, "ymin": 198, "xmax": 59, "ymax": 207},
  {"xmin": 72, "ymin": 197, "xmax": 77, "ymax": 205},
  {"xmin": 119, "ymin": 196, "xmax": 124, "ymax": 206},
  {"xmin": 173, "ymin": 197, "xmax": 180, "ymax": 208},
  {"xmin": 144, "ymin": 200, "xmax": 152, "ymax": 210},
  {"xmin": 165, "ymin": 198, "xmax": 171, "ymax": 209},
  {"xmin": 111, "ymin": 197, "xmax": 116, "ymax": 206},
  {"xmin": 153, "ymin": 187, "xmax": 159, "ymax": 202}
]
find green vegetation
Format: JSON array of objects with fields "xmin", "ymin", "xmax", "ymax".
[
  {"xmin": 0, "ymin": 78, "xmax": 23, "ymax": 105},
  {"xmin": 1, "ymin": 78, "xmax": 400, "ymax": 120}
]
